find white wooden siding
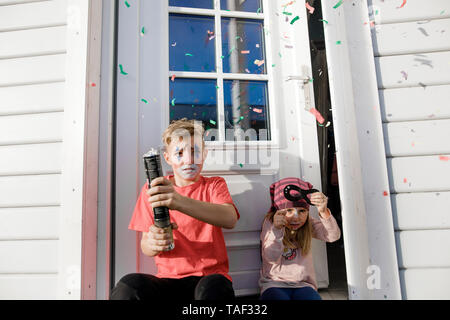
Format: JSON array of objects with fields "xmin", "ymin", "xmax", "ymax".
[
  {"xmin": 370, "ymin": 0, "xmax": 450, "ymax": 299},
  {"xmin": 0, "ymin": 0, "xmax": 67, "ymax": 300}
]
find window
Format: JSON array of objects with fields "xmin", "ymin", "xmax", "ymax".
[{"xmin": 168, "ymin": 0, "xmax": 272, "ymax": 142}]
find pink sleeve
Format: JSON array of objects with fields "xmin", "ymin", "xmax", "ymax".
[
  {"xmin": 260, "ymin": 218, "xmax": 285, "ymax": 263},
  {"xmin": 310, "ymin": 209, "xmax": 341, "ymax": 242},
  {"xmin": 210, "ymin": 177, "xmax": 240, "ymax": 219},
  {"xmin": 128, "ymin": 184, "xmax": 154, "ymax": 232}
]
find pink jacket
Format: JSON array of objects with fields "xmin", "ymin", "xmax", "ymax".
[{"xmin": 259, "ymin": 210, "xmax": 341, "ymax": 294}]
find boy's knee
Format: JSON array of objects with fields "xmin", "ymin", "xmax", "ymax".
[
  {"xmin": 110, "ymin": 273, "xmax": 154, "ymax": 300},
  {"xmin": 194, "ymin": 274, "xmax": 235, "ymax": 300}
]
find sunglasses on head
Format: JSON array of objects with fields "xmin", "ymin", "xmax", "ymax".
[{"xmin": 283, "ymin": 185, "xmax": 319, "ymax": 205}]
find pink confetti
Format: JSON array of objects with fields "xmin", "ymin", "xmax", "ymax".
[
  {"xmin": 403, "ymin": 178, "xmax": 408, "ymax": 183},
  {"xmin": 397, "ymin": 0, "xmax": 407, "ymax": 9},
  {"xmin": 401, "ymin": 71, "xmax": 408, "ymax": 80},
  {"xmin": 383, "ymin": 191, "xmax": 389, "ymax": 196},
  {"xmin": 241, "ymin": 50, "xmax": 250, "ymax": 54},
  {"xmin": 90, "ymin": 82, "xmax": 96, "ymax": 87},
  {"xmin": 439, "ymin": 156, "xmax": 450, "ymax": 161},
  {"xmin": 254, "ymin": 59, "xmax": 265, "ymax": 67},
  {"xmin": 305, "ymin": 2, "xmax": 315, "ymax": 14},
  {"xmin": 171, "ymin": 75, "xmax": 176, "ymax": 82},
  {"xmin": 252, "ymin": 108, "xmax": 263, "ymax": 113},
  {"xmin": 309, "ymin": 108, "xmax": 325, "ymax": 124}
]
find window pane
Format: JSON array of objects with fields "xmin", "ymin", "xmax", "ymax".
[
  {"xmin": 169, "ymin": 14, "xmax": 216, "ymax": 72},
  {"xmin": 169, "ymin": 0, "xmax": 214, "ymax": 9},
  {"xmin": 169, "ymin": 78, "xmax": 218, "ymax": 135},
  {"xmin": 221, "ymin": 18, "xmax": 266, "ymax": 74},
  {"xmin": 221, "ymin": 0, "xmax": 262, "ymax": 13},
  {"xmin": 224, "ymin": 80, "xmax": 270, "ymax": 141}
]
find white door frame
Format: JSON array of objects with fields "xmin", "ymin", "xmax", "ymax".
[{"xmin": 321, "ymin": 0, "xmax": 401, "ymax": 299}]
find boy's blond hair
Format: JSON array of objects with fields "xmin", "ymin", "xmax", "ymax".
[{"xmin": 162, "ymin": 118, "xmax": 205, "ymax": 149}]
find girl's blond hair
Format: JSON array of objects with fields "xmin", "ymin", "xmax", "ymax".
[
  {"xmin": 264, "ymin": 209, "xmax": 313, "ymax": 255},
  {"xmin": 162, "ymin": 118, "xmax": 205, "ymax": 148}
]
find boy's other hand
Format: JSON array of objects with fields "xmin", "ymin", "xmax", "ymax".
[
  {"xmin": 147, "ymin": 177, "xmax": 184, "ymax": 211},
  {"xmin": 143, "ymin": 223, "xmax": 179, "ymax": 254}
]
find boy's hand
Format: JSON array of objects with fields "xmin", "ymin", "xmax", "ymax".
[
  {"xmin": 144, "ymin": 223, "xmax": 178, "ymax": 254},
  {"xmin": 273, "ymin": 210, "xmax": 288, "ymax": 229},
  {"xmin": 147, "ymin": 177, "xmax": 184, "ymax": 211},
  {"xmin": 309, "ymin": 192, "xmax": 329, "ymax": 216}
]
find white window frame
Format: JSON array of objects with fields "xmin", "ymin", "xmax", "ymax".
[{"xmin": 165, "ymin": 0, "xmax": 280, "ymax": 150}]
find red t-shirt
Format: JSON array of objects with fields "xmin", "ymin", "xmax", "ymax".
[{"xmin": 128, "ymin": 175, "xmax": 240, "ymax": 281}]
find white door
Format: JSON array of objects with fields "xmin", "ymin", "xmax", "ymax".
[{"xmin": 114, "ymin": 0, "xmax": 328, "ymax": 296}]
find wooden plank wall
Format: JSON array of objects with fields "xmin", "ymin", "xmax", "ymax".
[
  {"xmin": 369, "ymin": 0, "xmax": 450, "ymax": 299},
  {"xmin": 0, "ymin": 0, "xmax": 67, "ymax": 299}
]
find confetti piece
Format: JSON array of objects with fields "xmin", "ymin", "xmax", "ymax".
[
  {"xmin": 209, "ymin": 119, "xmax": 216, "ymax": 125},
  {"xmin": 245, "ymin": 68, "xmax": 250, "ymax": 73},
  {"xmin": 185, "ymin": 53, "xmax": 193, "ymax": 57},
  {"xmin": 319, "ymin": 19, "xmax": 329, "ymax": 24},
  {"xmin": 418, "ymin": 27, "xmax": 429, "ymax": 37},
  {"xmin": 383, "ymin": 191, "xmax": 389, "ymax": 196},
  {"xmin": 171, "ymin": 75, "xmax": 176, "ymax": 82},
  {"xmin": 254, "ymin": 59, "xmax": 265, "ymax": 67},
  {"xmin": 253, "ymin": 108, "xmax": 263, "ymax": 113},
  {"xmin": 439, "ymin": 156, "xmax": 450, "ymax": 161},
  {"xmin": 125, "ymin": 0, "xmax": 130, "ymax": 8},
  {"xmin": 290, "ymin": 16, "xmax": 300, "ymax": 24},
  {"xmin": 171, "ymin": 42, "xmax": 177, "ymax": 47},
  {"xmin": 141, "ymin": 98, "xmax": 149, "ymax": 104},
  {"xmin": 309, "ymin": 108, "xmax": 325, "ymax": 124},
  {"xmin": 397, "ymin": 0, "xmax": 407, "ymax": 9},
  {"xmin": 90, "ymin": 82, "xmax": 96, "ymax": 87},
  {"xmin": 403, "ymin": 178, "xmax": 408, "ymax": 183},
  {"xmin": 239, "ymin": 163, "xmax": 244, "ymax": 168},
  {"xmin": 235, "ymin": 116, "xmax": 245, "ymax": 124},
  {"xmin": 119, "ymin": 64, "xmax": 128, "ymax": 75},
  {"xmin": 305, "ymin": 2, "xmax": 315, "ymax": 14},
  {"xmin": 256, "ymin": 44, "xmax": 260, "ymax": 48},
  {"xmin": 257, "ymin": 7, "xmax": 262, "ymax": 13},
  {"xmin": 241, "ymin": 50, "xmax": 250, "ymax": 54},
  {"xmin": 401, "ymin": 71, "xmax": 408, "ymax": 80},
  {"xmin": 282, "ymin": 1, "xmax": 295, "ymax": 7},
  {"xmin": 171, "ymin": 98, "xmax": 176, "ymax": 106},
  {"xmin": 141, "ymin": 27, "xmax": 145, "ymax": 36},
  {"xmin": 283, "ymin": 11, "xmax": 293, "ymax": 16},
  {"xmin": 333, "ymin": 0, "xmax": 343, "ymax": 9}
]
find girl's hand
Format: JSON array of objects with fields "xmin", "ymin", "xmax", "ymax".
[
  {"xmin": 273, "ymin": 210, "xmax": 288, "ymax": 229},
  {"xmin": 147, "ymin": 177, "xmax": 184, "ymax": 211},
  {"xmin": 309, "ymin": 192, "xmax": 329, "ymax": 216}
]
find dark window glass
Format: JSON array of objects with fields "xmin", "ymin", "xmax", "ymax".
[
  {"xmin": 169, "ymin": 14, "xmax": 216, "ymax": 72},
  {"xmin": 223, "ymin": 80, "xmax": 270, "ymax": 141},
  {"xmin": 169, "ymin": 78, "xmax": 218, "ymax": 136},
  {"xmin": 220, "ymin": 0, "xmax": 262, "ymax": 13},
  {"xmin": 169, "ymin": 0, "xmax": 214, "ymax": 9},
  {"xmin": 221, "ymin": 18, "xmax": 266, "ymax": 74}
]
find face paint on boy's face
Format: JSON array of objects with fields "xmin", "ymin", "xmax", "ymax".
[{"xmin": 176, "ymin": 164, "xmax": 201, "ymax": 179}]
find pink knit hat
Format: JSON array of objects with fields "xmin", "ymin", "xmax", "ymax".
[{"xmin": 269, "ymin": 177, "xmax": 318, "ymax": 212}]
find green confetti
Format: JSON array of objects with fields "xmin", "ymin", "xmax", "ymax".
[
  {"xmin": 141, "ymin": 98, "xmax": 148, "ymax": 104},
  {"xmin": 278, "ymin": 52, "xmax": 282, "ymax": 58},
  {"xmin": 256, "ymin": 8, "xmax": 262, "ymax": 13},
  {"xmin": 216, "ymin": 85, "xmax": 220, "ymax": 89},
  {"xmin": 319, "ymin": 19, "xmax": 329, "ymax": 24},
  {"xmin": 185, "ymin": 53, "xmax": 193, "ymax": 57},
  {"xmin": 235, "ymin": 116, "xmax": 245, "ymax": 124},
  {"xmin": 125, "ymin": 0, "xmax": 130, "ymax": 8},
  {"xmin": 239, "ymin": 163, "xmax": 243, "ymax": 168},
  {"xmin": 440, "ymin": 10, "xmax": 445, "ymax": 15},
  {"xmin": 283, "ymin": 11, "xmax": 292, "ymax": 16},
  {"xmin": 141, "ymin": 27, "xmax": 145, "ymax": 35},
  {"xmin": 209, "ymin": 120, "xmax": 216, "ymax": 125},
  {"xmin": 119, "ymin": 64, "xmax": 128, "ymax": 75},
  {"xmin": 333, "ymin": 0, "xmax": 343, "ymax": 9},
  {"xmin": 336, "ymin": 40, "xmax": 342, "ymax": 45},
  {"xmin": 272, "ymin": 64, "xmax": 276, "ymax": 67},
  {"xmin": 171, "ymin": 98, "xmax": 176, "ymax": 106},
  {"xmin": 290, "ymin": 16, "xmax": 300, "ymax": 25}
]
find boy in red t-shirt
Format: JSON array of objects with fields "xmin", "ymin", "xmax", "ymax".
[{"xmin": 110, "ymin": 118, "xmax": 240, "ymax": 300}]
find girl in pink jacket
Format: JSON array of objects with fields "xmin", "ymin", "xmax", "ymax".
[{"xmin": 259, "ymin": 177, "xmax": 341, "ymax": 300}]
